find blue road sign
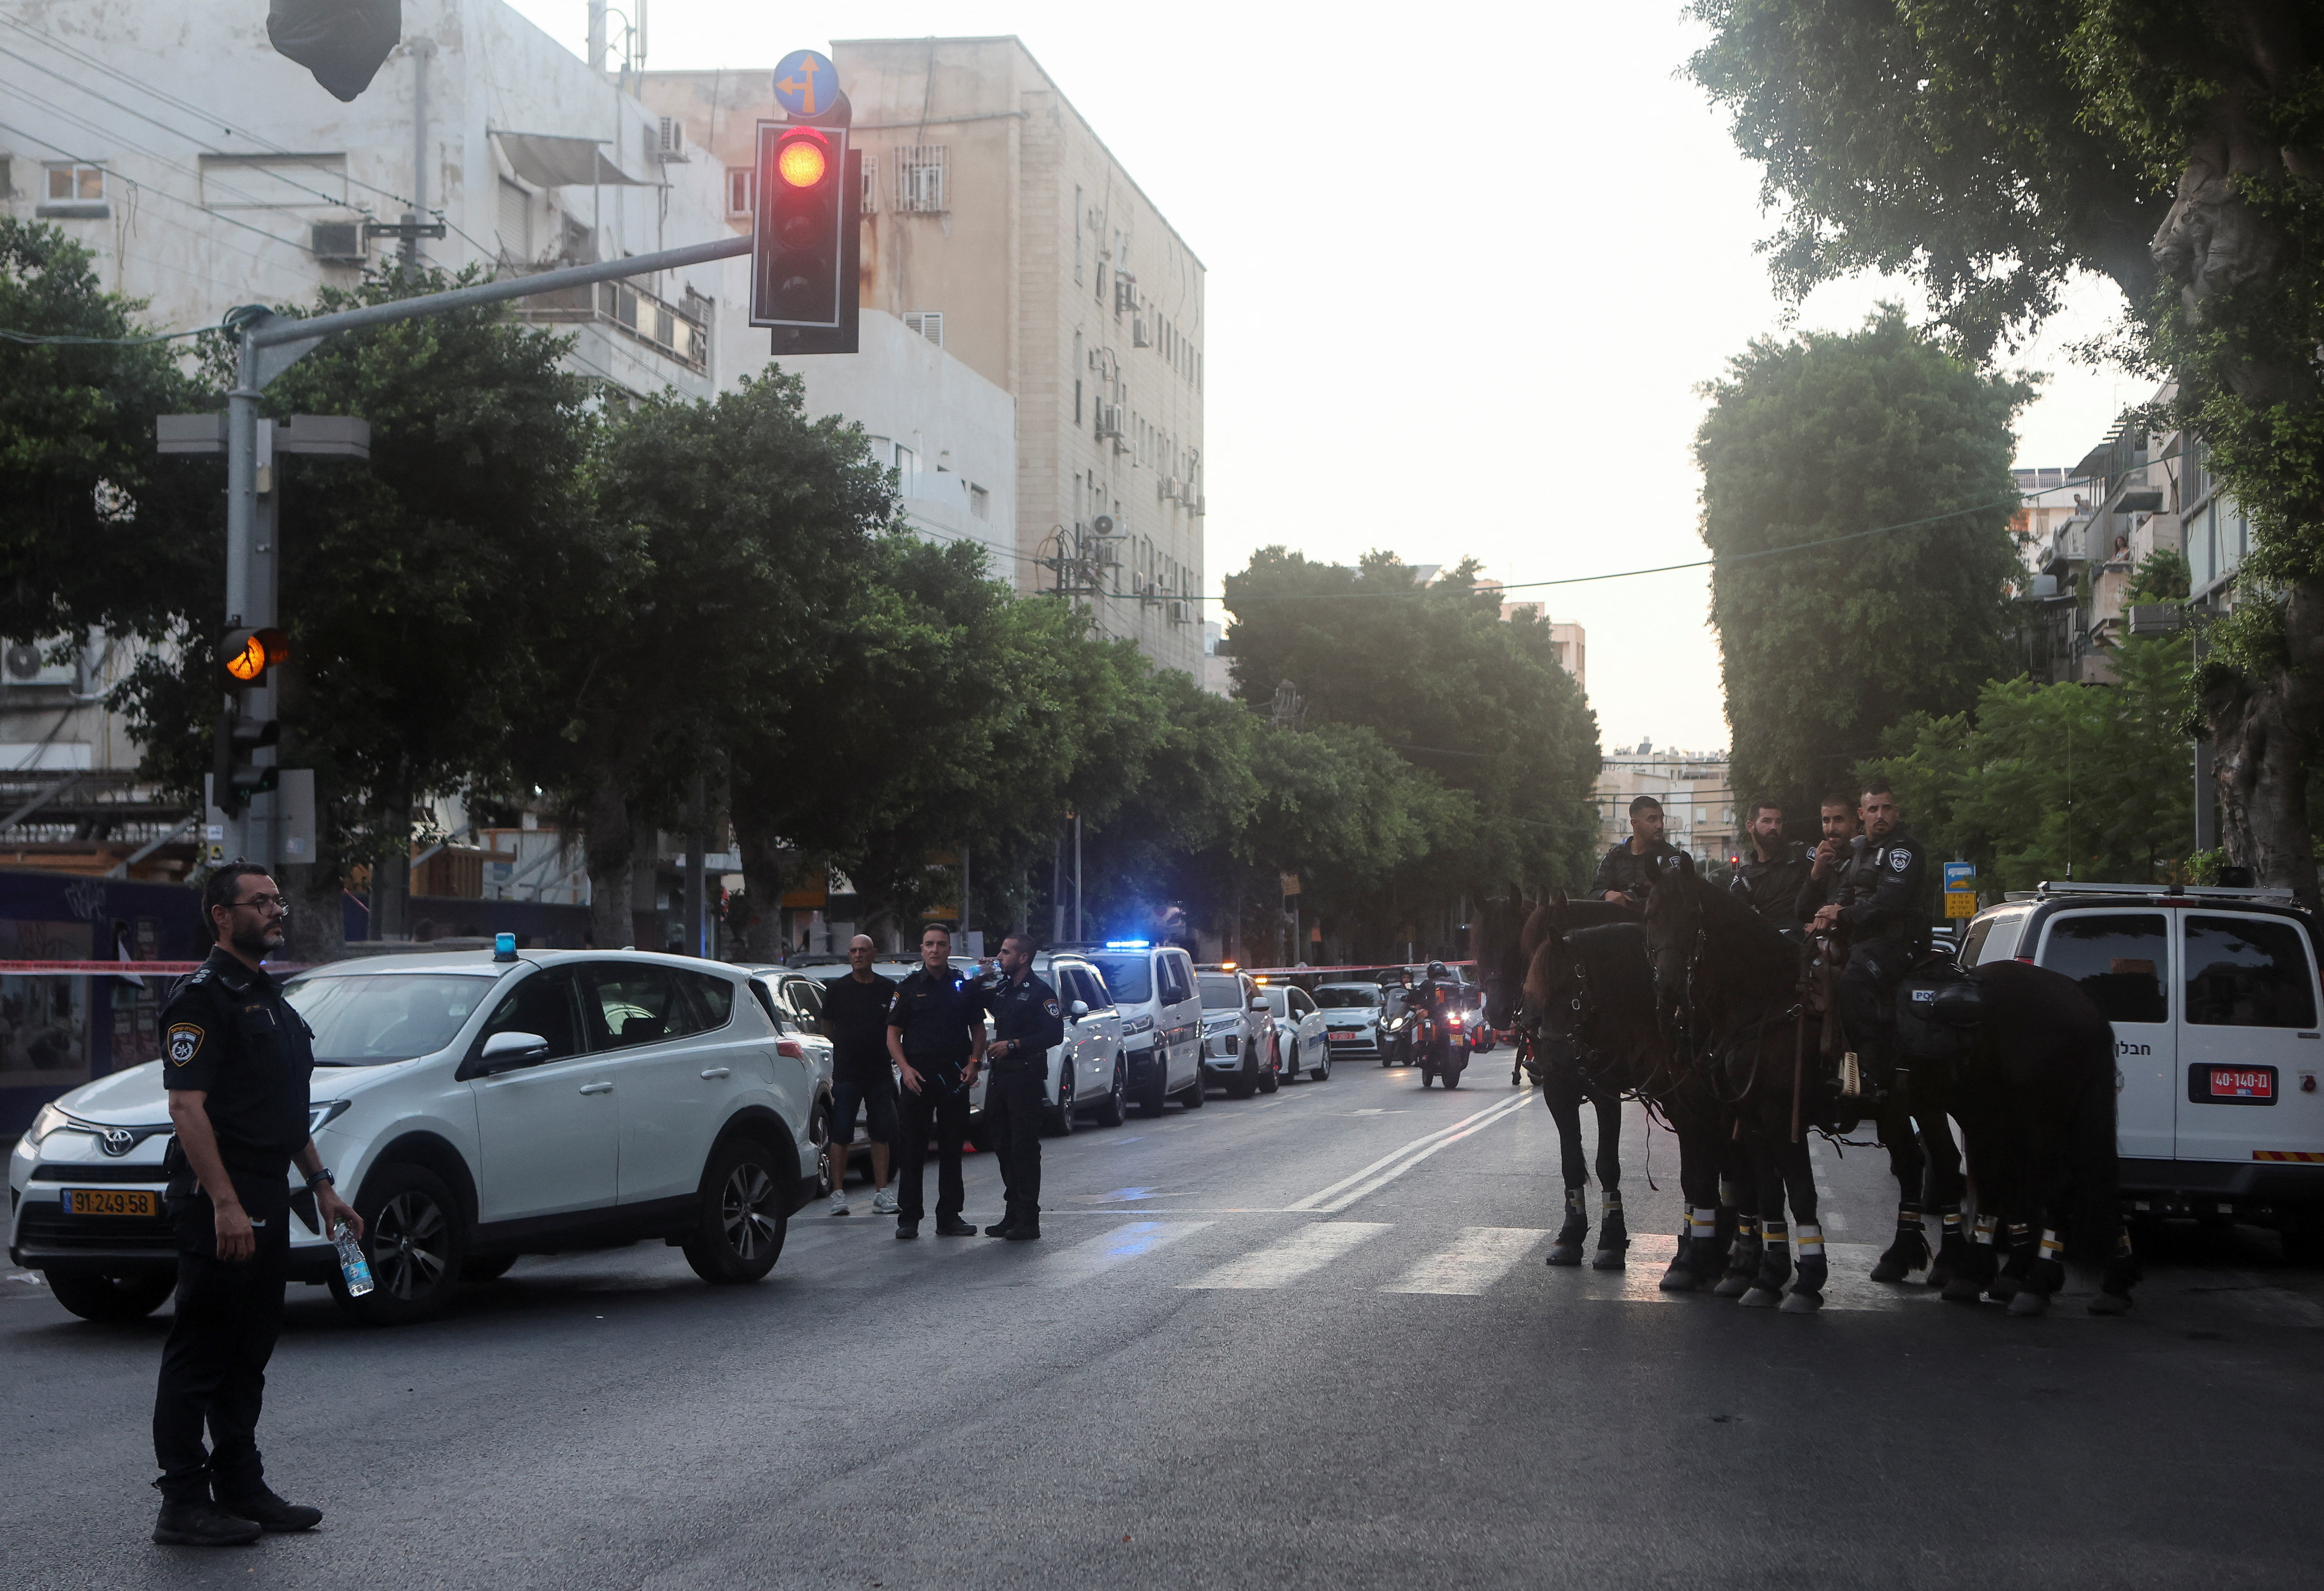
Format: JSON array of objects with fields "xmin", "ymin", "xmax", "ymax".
[
  {"xmin": 772, "ymin": 50, "xmax": 838, "ymax": 118},
  {"xmin": 1943, "ymin": 861, "xmax": 1975, "ymax": 892}
]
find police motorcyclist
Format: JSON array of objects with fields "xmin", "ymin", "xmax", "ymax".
[
  {"xmin": 1592, "ymin": 795, "xmax": 1686, "ymax": 908},
  {"xmin": 1808, "ymin": 783, "xmax": 1929, "ymax": 1095},
  {"xmin": 980, "ymin": 932, "xmax": 1065, "ymax": 1241},
  {"xmin": 1410, "ymin": 961, "xmax": 1464, "ymax": 1079},
  {"xmin": 1729, "ymin": 800, "xmax": 1812, "ymax": 930}
]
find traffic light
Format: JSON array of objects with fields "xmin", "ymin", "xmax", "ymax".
[
  {"xmin": 214, "ymin": 705, "xmax": 280, "ymax": 816},
  {"xmin": 751, "ymin": 122, "xmax": 854, "ymax": 341},
  {"xmin": 219, "ymin": 627, "xmax": 290, "ymax": 689}
]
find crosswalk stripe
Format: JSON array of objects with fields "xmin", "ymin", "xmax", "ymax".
[
  {"xmin": 1286, "ymin": 1095, "xmax": 1532, "ymax": 1213},
  {"xmin": 1038, "ymin": 1220, "xmax": 1213, "ymax": 1287},
  {"xmin": 1182, "ymin": 1222, "xmax": 1389, "ymax": 1289},
  {"xmin": 1383, "ymin": 1226, "xmax": 1540, "ymax": 1295}
]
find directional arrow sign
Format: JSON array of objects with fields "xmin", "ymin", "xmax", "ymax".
[{"xmin": 772, "ymin": 49, "xmax": 838, "ymax": 118}]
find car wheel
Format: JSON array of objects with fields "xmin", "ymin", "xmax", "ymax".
[
  {"xmin": 1095, "ymin": 1055, "xmax": 1128, "ymax": 1126},
  {"xmin": 1278, "ymin": 1037, "xmax": 1300, "ymax": 1084},
  {"xmin": 683, "ymin": 1137, "xmax": 787, "ymax": 1285},
  {"xmin": 44, "ymin": 1270, "xmax": 175, "ymax": 1322},
  {"xmin": 1180, "ymin": 1063, "xmax": 1206, "ymax": 1109},
  {"xmin": 1046, "ymin": 1068, "xmax": 1077, "ymax": 1136},
  {"xmin": 460, "ymin": 1253, "xmax": 518, "ymax": 1283},
  {"xmin": 1134, "ymin": 1056, "xmax": 1169, "ymax": 1117},
  {"xmin": 1313, "ymin": 1050, "xmax": 1331, "ymax": 1082},
  {"xmin": 1258, "ymin": 1043, "xmax": 1281, "ymax": 1094},
  {"xmin": 1227, "ymin": 1052, "xmax": 1258, "ymax": 1100},
  {"xmin": 339, "ymin": 1162, "xmax": 467, "ymax": 1326}
]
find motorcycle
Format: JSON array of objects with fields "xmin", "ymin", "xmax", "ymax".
[{"xmin": 1416, "ymin": 1007, "xmax": 1471, "ymax": 1090}]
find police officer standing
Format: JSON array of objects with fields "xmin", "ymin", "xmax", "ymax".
[
  {"xmin": 1592, "ymin": 795, "xmax": 1686, "ymax": 907},
  {"xmin": 1729, "ymin": 800, "xmax": 1812, "ymax": 929},
  {"xmin": 152, "ymin": 863, "xmax": 362, "ymax": 1547},
  {"xmin": 981, "ymin": 932, "xmax": 1066, "ymax": 1240},
  {"xmin": 1808, "ymin": 783, "xmax": 1929, "ymax": 1095},
  {"xmin": 885, "ymin": 924, "xmax": 988, "ymax": 1239}
]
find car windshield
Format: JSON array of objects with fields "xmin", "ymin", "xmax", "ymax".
[
  {"xmin": 1198, "ymin": 975, "xmax": 1246, "ymax": 1010},
  {"xmin": 1315, "ymin": 987, "xmax": 1381, "ymax": 1009},
  {"xmin": 1085, "ymin": 955, "xmax": 1154, "ymax": 1005},
  {"xmin": 284, "ymin": 973, "xmax": 499, "ymax": 1065}
]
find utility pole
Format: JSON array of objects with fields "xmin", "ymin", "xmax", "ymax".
[
  {"xmin": 1073, "ymin": 810, "xmax": 1083, "ymax": 941},
  {"xmin": 683, "ymin": 770, "xmax": 707, "ymax": 957},
  {"xmin": 404, "ymin": 39, "xmax": 435, "ymax": 269}
]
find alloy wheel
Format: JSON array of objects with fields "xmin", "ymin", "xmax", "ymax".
[
  {"xmin": 372, "ymin": 1189, "xmax": 450, "ymax": 1302},
  {"xmin": 721, "ymin": 1161, "xmax": 782, "ymax": 1261}
]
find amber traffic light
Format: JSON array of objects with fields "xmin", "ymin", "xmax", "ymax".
[
  {"xmin": 220, "ymin": 627, "xmax": 289, "ymax": 687},
  {"xmin": 751, "ymin": 123, "xmax": 848, "ymax": 331}
]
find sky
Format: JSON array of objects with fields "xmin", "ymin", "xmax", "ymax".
[{"xmin": 505, "ymin": 0, "xmax": 2142, "ymax": 754}]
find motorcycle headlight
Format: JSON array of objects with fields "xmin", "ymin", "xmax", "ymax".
[{"xmin": 26, "ymin": 1103, "xmax": 69, "ymax": 1145}]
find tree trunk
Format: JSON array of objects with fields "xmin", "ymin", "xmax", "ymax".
[
  {"xmin": 734, "ymin": 813, "xmax": 789, "ymax": 963},
  {"xmin": 2203, "ymin": 577, "xmax": 2324, "ymax": 910},
  {"xmin": 584, "ymin": 776, "xmax": 633, "ymax": 949},
  {"xmin": 371, "ymin": 789, "xmax": 411, "ymax": 942}
]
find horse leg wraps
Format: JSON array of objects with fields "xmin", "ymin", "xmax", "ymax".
[
  {"xmin": 1548, "ymin": 1188, "xmax": 1588, "ymax": 1266},
  {"xmin": 1788, "ymin": 1222, "xmax": 1828, "ymax": 1302},
  {"xmin": 1927, "ymin": 1204, "xmax": 1967, "ymax": 1288},
  {"xmin": 1871, "ymin": 1201, "xmax": 1927, "ymax": 1280},
  {"xmin": 1752, "ymin": 1218, "xmax": 1792, "ymax": 1291},
  {"xmin": 2031, "ymin": 1227, "xmax": 2066, "ymax": 1293},
  {"xmin": 1594, "ymin": 1188, "xmax": 1629, "ymax": 1265}
]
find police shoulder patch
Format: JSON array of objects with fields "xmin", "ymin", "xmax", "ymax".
[
  {"xmin": 166, "ymin": 1023, "xmax": 205, "ymax": 1066},
  {"xmin": 1889, "ymin": 847, "xmax": 1913, "ymax": 871},
  {"xmin": 1044, "ymin": 999, "xmax": 1061, "ymax": 1018}
]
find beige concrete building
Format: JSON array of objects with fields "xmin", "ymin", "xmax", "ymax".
[
  {"xmin": 641, "ymin": 37, "xmax": 1207, "ymax": 675},
  {"xmin": 1593, "ymin": 746, "xmax": 1738, "ymax": 868}
]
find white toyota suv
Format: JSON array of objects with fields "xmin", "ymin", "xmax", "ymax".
[
  {"xmin": 1197, "ymin": 968, "xmax": 1278, "ymax": 1098},
  {"xmin": 1080, "ymin": 942, "xmax": 1204, "ymax": 1116},
  {"xmin": 9, "ymin": 947, "xmax": 825, "ymax": 1325}
]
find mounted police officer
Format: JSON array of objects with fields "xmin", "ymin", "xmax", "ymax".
[
  {"xmin": 151, "ymin": 863, "xmax": 362, "ymax": 1547},
  {"xmin": 1808, "ymin": 783, "xmax": 1929, "ymax": 1096},
  {"xmin": 981, "ymin": 932, "xmax": 1066, "ymax": 1240},
  {"xmin": 885, "ymin": 923, "xmax": 989, "ymax": 1240},
  {"xmin": 1729, "ymin": 800, "xmax": 1812, "ymax": 930},
  {"xmin": 1592, "ymin": 794, "xmax": 1686, "ymax": 908},
  {"xmin": 1792, "ymin": 791, "xmax": 1863, "ymax": 924}
]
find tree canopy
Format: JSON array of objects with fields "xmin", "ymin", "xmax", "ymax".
[{"xmin": 1695, "ymin": 307, "xmax": 2030, "ymax": 828}]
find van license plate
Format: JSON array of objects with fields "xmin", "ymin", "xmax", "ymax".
[
  {"xmin": 62, "ymin": 1188, "xmax": 160, "ymax": 1218},
  {"xmin": 2208, "ymin": 1068, "xmax": 2274, "ymax": 1101}
]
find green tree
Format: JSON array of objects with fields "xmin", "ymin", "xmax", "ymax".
[
  {"xmin": 1695, "ymin": 308, "xmax": 2031, "ymax": 828},
  {"xmin": 0, "ymin": 218, "xmax": 212, "ymax": 648},
  {"xmin": 1687, "ymin": 0, "xmax": 2324, "ymax": 905},
  {"xmin": 1866, "ymin": 634, "xmax": 2196, "ymax": 890}
]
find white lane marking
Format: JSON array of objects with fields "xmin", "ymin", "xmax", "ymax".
[
  {"xmin": 1384, "ymin": 1226, "xmax": 1540, "ymax": 1295},
  {"xmin": 1300, "ymin": 1094, "xmax": 1535, "ymax": 1214},
  {"xmin": 1286, "ymin": 1094, "xmax": 1533, "ymax": 1213},
  {"xmin": 1824, "ymin": 1208, "xmax": 1850, "ymax": 1233},
  {"xmin": 1038, "ymin": 1220, "xmax": 1213, "ymax": 1287},
  {"xmin": 1182, "ymin": 1222, "xmax": 1389, "ymax": 1289}
]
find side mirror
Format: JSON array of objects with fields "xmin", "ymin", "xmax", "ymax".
[
  {"xmin": 479, "ymin": 1030, "xmax": 550, "ymax": 1074},
  {"xmin": 1070, "ymin": 999, "xmax": 1091, "ymax": 1019},
  {"xmin": 1250, "ymin": 996, "xmax": 1269, "ymax": 1012}
]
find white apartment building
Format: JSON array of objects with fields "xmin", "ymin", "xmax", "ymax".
[{"xmin": 642, "ymin": 36, "xmax": 1208, "ymax": 675}]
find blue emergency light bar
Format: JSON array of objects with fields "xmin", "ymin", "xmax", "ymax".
[
  {"xmin": 494, "ymin": 932, "xmax": 517, "ymax": 962},
  {"xmin": 1104, "ymin": 939, "xmax": 1151, "ymax": 950}
]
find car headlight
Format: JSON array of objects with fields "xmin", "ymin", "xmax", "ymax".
[
  {"xmin": 1122, "ymin": 1013, "xmax": 1154, "ymax": 1035},
  {"xmin": 25, "ymin": 1103, "xmax": 69, "ymax": 1145},
  {"xmin": 308, "ymin": 1100, "xmax": 351, "ymax": 1136}
]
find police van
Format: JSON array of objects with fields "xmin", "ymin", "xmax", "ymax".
[{"xmin": 1958, "ymin": 882, "xmax": 2324, "ymax": 1256}]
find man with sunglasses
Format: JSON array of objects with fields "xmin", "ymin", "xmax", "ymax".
[{"xmin": 150, "ymin": 863, "xmax": 361, "ymax": 1547}]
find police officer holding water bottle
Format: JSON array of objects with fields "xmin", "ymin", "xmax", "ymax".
[{"xmin": 149, "ymin": 863, "xmax": 363, "ymax": 1547}]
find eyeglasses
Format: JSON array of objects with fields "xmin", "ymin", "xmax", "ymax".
[{"xmin": 233, "ymin": 893, "xmax": 290, "ymax": 913}]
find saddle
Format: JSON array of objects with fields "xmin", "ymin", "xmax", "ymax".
[{"xmin": 1895, "ymin": 951, "xmax": 1983, "ymax": 1068}]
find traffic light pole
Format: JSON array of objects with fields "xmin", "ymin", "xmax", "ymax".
[{"xmin": 214, "ymin": 233, "xmax": 754, "ymax": 871}]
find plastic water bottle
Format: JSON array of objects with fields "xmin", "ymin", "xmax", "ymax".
[{"xmin": 332, "ymin": 1221, "xmax": 374, "ymax": 1297}]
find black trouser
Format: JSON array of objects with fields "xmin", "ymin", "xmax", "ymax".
[
  {"xmin": 895, "ymin": 1064, "xmax": 970, "ymax": 1223},
  {"xmin": 985, "ymin": 1066, "xmax": 1045, "ymax": 1226},
  {"xmin": 1838, "ymin": 938, "xmax": 1914, "ymax": 1085},
  {"xmin": 153, "ymin": 1178, "xmax": 290, "ymax": 1499}
]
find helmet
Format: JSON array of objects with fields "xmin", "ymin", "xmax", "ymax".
[{"xmin": 1426, "ymin": 960, "xmax": 1448, "ymax": 978}]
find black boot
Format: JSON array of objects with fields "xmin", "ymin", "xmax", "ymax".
[
  {"xmin": 1591, "ymin": 1192, "xmax": 1628, "ymax": 1271},
  {"xmin": 1546, "ymin": 1188, "xmax": 1587, "ymax": 1267},
  {"xmin": 1713, "ymin": 1217, "xmax": 1761, "ymax": 1298},
  {"xmin": 1868, "ymin": 1205, "xmax": 1929, "ymax": 1282},
  {"xmin": 151, "ymin": 1475, "xmax": 262, "ymax": 1547},
  {"xmin": 214, "ymin": 1480, "xmax": 322, "ymax": 1533},
  {"xmin": 1739, "ymin": 1221, "xmax": 1790, "ymax": 1308}
]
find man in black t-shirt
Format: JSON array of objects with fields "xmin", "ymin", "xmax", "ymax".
[
  {"xmin": 819, "ymin": 936, "xmax": 899, "ymax": 1217},
  {"xmin": 885, "ymin": 923, "xmax": 988, "ymax": 1238}
]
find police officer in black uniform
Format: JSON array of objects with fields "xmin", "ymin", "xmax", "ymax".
[
  {"xmin": 1591, "ymin": 794, "xmax": 1686, "ymax": 908},
  {"xmin": 1729, "ymin": 800, "xmax": 1812, "ymax": 929},
  {"xmin": 151, "ymin": 863, "xmax": 362, "ymax": 1547},
  {"xmin": 981, "ymin": 932, "xmax": 1066, "ymax": 1240},
  {"xmin": 885, "ymin": 923, "xmax": 988, "ymax": 1239},
  {"xmin": 1808, "ymin": 783, "xmax": 1929, "ymax": 1094},
  {"xmin": 1792, "ymin": 791, "xmax": 1863, "ymax": 925}
]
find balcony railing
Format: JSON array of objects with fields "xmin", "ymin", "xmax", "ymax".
[{"xmin": 519, "ymin": 275, "xmax": 708, "ymax": 374}]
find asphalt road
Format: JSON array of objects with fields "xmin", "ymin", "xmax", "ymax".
[{"xmin": 7, "ymin": 1056, "xmax": 2324, "ymax": 1590}]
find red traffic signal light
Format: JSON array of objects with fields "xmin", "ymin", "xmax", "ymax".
[
  {"xmin": 221, "ymin": 627, "xmax": 290, "ymax": 688},
  {"xmin": 751, "ymin": 123, "xmax": 848, "ymax": 331}
]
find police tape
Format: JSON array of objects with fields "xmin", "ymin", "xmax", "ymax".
[
  {"xmin": 1236, "ymin": 959, "xmax": 1479, "ymax": 979},
  {"xmin": 0, "ymin": 960, "xmax": 309, "ymax": 975}
]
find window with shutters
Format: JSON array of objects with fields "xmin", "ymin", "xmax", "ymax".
[
  {"xmin": 903, "ymin": 311, "xmax": 943, "ymax": 348},
  {"xmin": 725, "ymin": 166, "xmax": 754, "ymax": 217},
  {"xmin": 496, "ymin": 178, "xmax": 532, "ymax": 259},
  {"xmin": 895, "ymin": 145, "xmax": 948, "ymax": 212},
  {"xmin": 860, "ymin": 153, "xmax": 878, "ymax": 214},
  {"xmin": 969, "ymin": 485, "xmax": 990, "ymax": 521}
]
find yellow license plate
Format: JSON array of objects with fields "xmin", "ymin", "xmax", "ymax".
[{"xmin": 63, "ymin": 1188, "xmax": 160, "ymax": 1218}]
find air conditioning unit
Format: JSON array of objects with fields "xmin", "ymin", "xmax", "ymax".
[
  {"xmin": 1191, "ymin": 495, "xmax": 1207, "ymax": 516},
  {"xmin": 310, "ymin": 221, "xmax": 366, "ymax": 264},
  {"xmin": 1094, "ymin": 401, "xmax": 1123, "ymax": 440},
  {"xmin": 3, "ymin": 640, "xmax": 76, "ymax": 688},
  {"xmin": 655, "ymin": 116, "xmax": 690, "ymax": 162},
  {"xmin": 1166, "ymin": 600, "xmax": 1191, "ymax": 625},
  {"xmin": 1114, "ymin": 275, "xmax": 1140, "ymax": 315},
  {"xmin": 1132, "ymin": 314, "xmax": 1152, "ymax": 348}
]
